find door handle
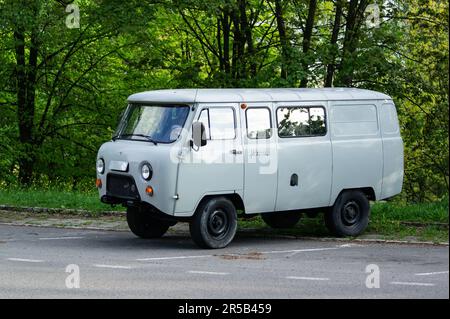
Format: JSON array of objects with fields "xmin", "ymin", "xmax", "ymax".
[{"xmin": 230, "ymin": 149, "xmax": 242, "ymax": 155}]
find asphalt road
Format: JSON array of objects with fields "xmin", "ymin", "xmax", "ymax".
[{"xmin": 0, "ymin": 224, "xmax": 448, "ymax": 298}]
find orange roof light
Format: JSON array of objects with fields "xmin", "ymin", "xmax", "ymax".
[
  {"xmin": 95, "ymin": 178, "xmax": 102, "ymax": 188},
  {"xmin": 145, "ymin": 186, "xmax": 154, "ymax": 196},
  {"xmin": 240, "ymin": 103, "xmax": 247, "ymax": 110}
]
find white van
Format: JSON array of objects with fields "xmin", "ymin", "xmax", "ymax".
[{"xmin": 96, "ymin": 88, "xmax": 403, "ymax": 248}]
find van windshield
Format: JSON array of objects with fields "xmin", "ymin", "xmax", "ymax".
[{"xmin": 113, "ymin": 104, "xmax": 190, "ymax": 143}]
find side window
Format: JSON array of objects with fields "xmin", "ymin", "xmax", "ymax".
[
  {"xmin": 380, "ymin": 103, "xmax": 399, "ymax": 134},
  {"xmin": 197, "ymin": 107, "xmax": 235, "ymax": 140},
  {"xmin": 277, "ymin": 106, "xmax": 326, "ymax": 137},
  {"xmin": 309, "ymin": 107, "xmax": 326, "ymax": 135},
  {"xmin": 246, "ymin": 108, "xmax": 272, "ymax": 139}
]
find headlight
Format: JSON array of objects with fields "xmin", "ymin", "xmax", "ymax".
[
  {"xmin": 96, "ymin": 158, "xmax": 105, "ymax": 174},
  {"xmin": 141, "ymin": 163, "xmax": 152, "ymax": 180}
]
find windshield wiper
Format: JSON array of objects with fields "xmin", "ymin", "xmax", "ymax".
[{"xmin": 112, "ymin": 134, "xmax": 158, "ymax": 145}]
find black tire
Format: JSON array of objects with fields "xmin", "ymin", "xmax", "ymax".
[
  {"xmin": 189, "ymin": 197, "xmax": 237, "ymax": 249},
  {"xmin": 261, "ymin": 211, "xmax": 301, "ymax": 229},
  {"xmin": 126, "ymin": 206, "xmax": 171, "ymax": 239},
  {"xmin": 324, "ymin": 190, "xmax": 370, "ymax": 237}
]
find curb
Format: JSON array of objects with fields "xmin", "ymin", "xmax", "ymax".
[
  {"xmin": 1, "ymin": 221, "xmax": 448, "ymax": 247},
  {"xmin": 0, "ymin": 205, "xmax": 124, "ymax": 217}
]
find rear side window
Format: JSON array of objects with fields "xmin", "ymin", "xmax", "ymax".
[
  {"xmin": 198, "ymin": 107, "xmax": 236, "ymax": 140},
  {"xmin": 277, "ymin": 107, "xmax": 326, "ymax": 137},
  {"xmin": 246, "ymin": 108, "xmax": 272, "ymax": 139},
  {"xmin": 380, "ymin": 103, "xmax": 400, "ymax": 134},
  {"xmin": 331, "ymin": 104, "xmax": 378, "ymax": 137}
]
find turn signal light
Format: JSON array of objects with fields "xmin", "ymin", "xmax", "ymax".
[
  {"xmin": 145, "ymin": 186, "xmax": 154, "ymax": 196},
  {"xmin": 95, "ymin": 178, "xmax": 102, "ymax": 188}
]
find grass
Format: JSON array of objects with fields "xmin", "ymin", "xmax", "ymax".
[
  {"xmin": 238, "ymin": 198, "xmax": 448, "ymax": 243},
  {"xmin": 0, "ymin": 187, "xmax": 122, "ymax": 212},
  {"xmin": 0, "ymin": 187, "xmax": 448, "ymax": 242}
]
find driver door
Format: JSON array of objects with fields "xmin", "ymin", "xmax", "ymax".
[{"xmin": 174, "ymin": 104, "xmax": 244, "ymax": 215}]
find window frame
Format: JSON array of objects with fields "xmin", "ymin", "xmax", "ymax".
[
  {"xmin": 196, "ymin": 106, "xmax": 237, "ymax": 140},
  {"xmin": 114, "ymin": 103, "xmax": 191, "ymax": 144},
  {"xmin": 275, "ymin": 105, "xmax": 327, "ymax": 138},
  {"xmin": 245, "ymin": 106, "xmax": 273, "ymax": 140}
]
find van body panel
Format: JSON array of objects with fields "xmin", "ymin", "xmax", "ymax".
[
  {"xmin": 128, "ymin": 88, "xmax": 392, "ymax": 104},
  {"xmin": 274, "ymin": 101, "xmax": 333, "ymax": 211},
  {"xmin": 380, "ymin": 102, "xmax": 404, "ymax": 199},
  {"xmin": 329, "ymin": 101, "xmax": 383, "ymax": 204},
  {"xmin": 97, "ymin": 140, "xmax": 179, "ymax": 215},
  {"xmin": 240, "ymin": 103, "xmax": 278, "ymax": 214},
  {"xmin": 174, "ymin": 103, "xmax": 244, "ymax": 215}
]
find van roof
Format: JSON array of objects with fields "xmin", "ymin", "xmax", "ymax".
[{"xmin": 128, "ymin": 88, "xmax": 392, "ymax": 104}]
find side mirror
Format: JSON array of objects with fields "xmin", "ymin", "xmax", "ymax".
[{"xmin": 191, "ymin": 121, "xmax": 207, "ymax": 148}]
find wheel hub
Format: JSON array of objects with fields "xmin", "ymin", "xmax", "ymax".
[
  {"xmin": 342, "ymin": 201, "xmax": 360, "ymax": 226},
  {"xmin": 208, "ymin": 209, "xmax": 229, "ymax": 237}
]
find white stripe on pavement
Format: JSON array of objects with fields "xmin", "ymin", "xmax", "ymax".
[
  {"xmin": 7, "ymin": 258, "xmax": 44, "ymax": 263},
  {"xmin": 415, "ymin": 271, "xmax": 449, "ymax": 276},
  {"xmin": 94, "ymin": 264, "xmax": 134, "ymax": 269},
  {"xmin": 287, "ymin": 276, "xmax": 330, "ymax": 281},
  {"xmin": 137, "ymin": 255, "xmax": 212, "ymax": 261},
  {"xmin": 261, "ymin": 247, "xmax": 340, "ymax": 254},
  {"xmin": 187, "ymin": 270, "xmax": 229, "ymax": 276},
  {"xmin": 39, "ymin": 236, "xmax": 84, "ymax": 240},
  {"xmin": 390, "ymin": 281, "xmax": 435, "ymax": 287},
  {"xmin": 137, "ymin": 246, "xmax": 346, "ymax": 262}
]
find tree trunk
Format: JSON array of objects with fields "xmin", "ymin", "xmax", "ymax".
[
  {"xmin": 239, "ymin": 0, "xmax": 256, "ymax": 77},
  {"xmin": 274, "ymin": 0, "xmax": 288, "ymax": 80},
  {"xmin": 14, "ymin": 6, "xmax": 40, "ymax": 186},
  {"xmin": 299, "ymin": 0, "xmax": 317, "ymax": 88},
  {"xmin": 325, "ymin": 0, "xmax": 343, "ymax": 87},
  {"xmin": 222, "ymin": 10, "xmax": 231, "ymax": 75},
  {"xmin": 335, "ymin": 0, "xmax": 369, "ymax": 86},
  {"xmin": 231, "ymin": 7, "xmax": 244, "ymax": 80}
]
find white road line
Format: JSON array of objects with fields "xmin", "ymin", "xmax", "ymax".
[
  {"xmin": 94, "ymin": 264, "xmax": 134, "ymax": 269},
  {"xmin": 187, "ymin": 270, "xmax": 229, "ymax": 276},
  {"xmin": 287, "ymin": 276, "xmax": 330, "ymax": 281},
  {"xmin": 390, "ymin": 281, "xmax": 435, "ymax": 287},
  {"xmin": 7, "ymin": 258, "xmax": 44, "ymax": 263},
  {"xmin": 261, "ymin": 247, "xmax": 340, "ymax": 254},
  {"xmin": 137, "ymin": 246, "xmax": 344, "ymax": 262},
  {"xmin": 338, "ymin": 243, "xmax": 365, "ymax": 248},
  {"xmin": 137, "ymin": 255, "xmax": 212, "ymax": 261},
  {"xmin": 39, "ymin": 236, "xmax": 84, "ymax": 240},
  {"xmin": 415, "ymin": 271, "xmax": 449, "ymax": 276}
]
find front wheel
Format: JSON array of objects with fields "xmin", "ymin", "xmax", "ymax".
[
  {"xmin": 126, "ymin": 207, "xmax": 171, "ymax": 239},
  {"xmin": 189, "ymin": 197, "xmax": 237, "ymax": 249},
  {"xmin": 324, "ymin": 190, "xmax": 370, "ymax": 237}
]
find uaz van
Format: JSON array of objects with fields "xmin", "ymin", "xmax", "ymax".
[{"xmin": 96, "ymin": 88, "xmax": 403, "ymax": 248}]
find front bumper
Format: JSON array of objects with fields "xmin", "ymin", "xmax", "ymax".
[{"xmin": 102, "ymin": 173, "xmax": 141, "ymax": 204}]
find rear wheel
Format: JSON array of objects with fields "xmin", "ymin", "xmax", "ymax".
[
  {"xmin": 261, "ymin": 211, "xmax": 301, "ymax": 229},
  {"xmin": 126, "ymin": 206, "xmax": 171, "ymax": 239},
  {"xmin": 189, "ymin": 197, "xmax": 237, "ymax": 249},
  {"xmin": 324, "ymin": 190, "xmax": 370, "ymax": 236}
]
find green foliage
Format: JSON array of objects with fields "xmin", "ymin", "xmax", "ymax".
[{"xmin": 0, "ymin": 0, "xmax": 448, "ymax": 203}]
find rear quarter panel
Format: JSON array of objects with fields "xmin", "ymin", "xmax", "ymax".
[{"xmin": 329, "ymin": 101, "xmax": 383, "ymax": 204}]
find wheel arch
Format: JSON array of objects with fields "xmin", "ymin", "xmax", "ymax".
[
  {"xmin": 196, "ymin": 193, "xmax": 245, "ymax": 214},
  {"xmin": 332, "ymin": 187, "xmax": 376, "ymax": 206}
]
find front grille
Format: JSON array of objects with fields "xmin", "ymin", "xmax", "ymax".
[{"xmin": 106, "ymin": 174, "xmax": 140, "ymax": 200}]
